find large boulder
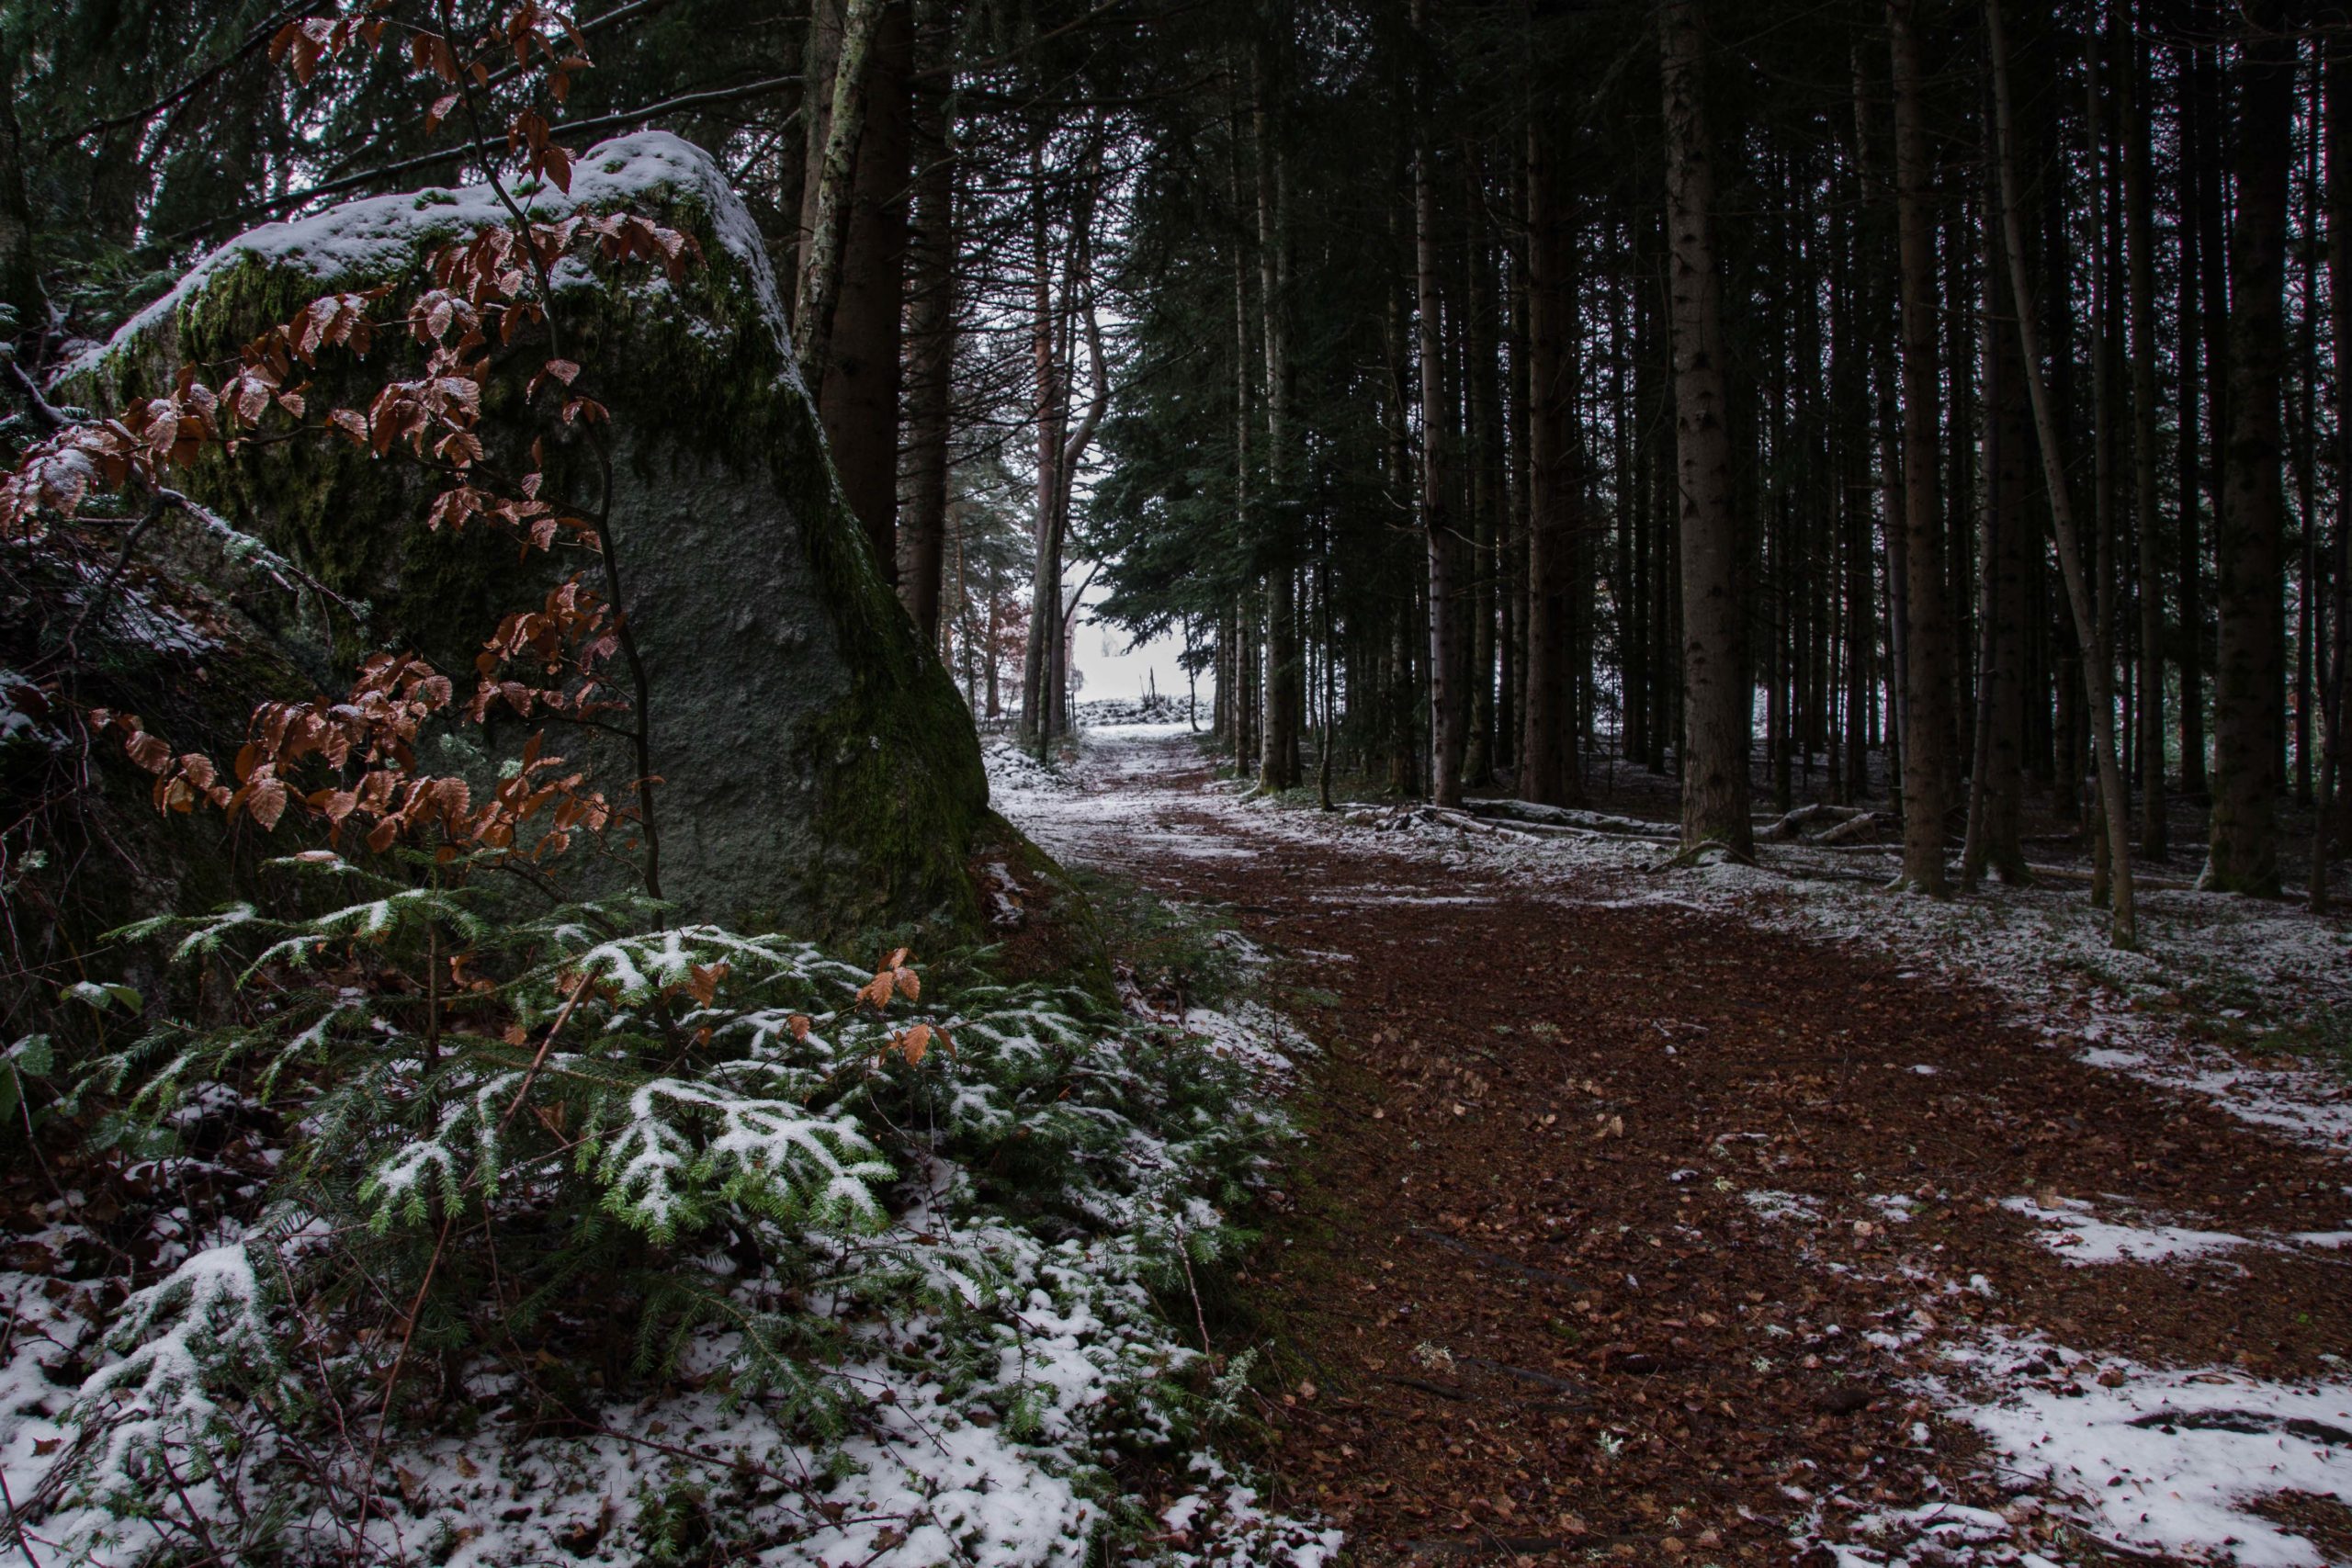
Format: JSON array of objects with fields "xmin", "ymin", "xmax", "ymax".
[{"xmin": 52, "ymin": 133, "xmax": 1002, "ymax": 939}]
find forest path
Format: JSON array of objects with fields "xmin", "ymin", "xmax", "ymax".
[{"xmin": 998, "ymin": 727, "xmax": 2352, "ymax": 1568}]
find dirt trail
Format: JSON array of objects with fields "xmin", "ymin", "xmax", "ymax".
[{"xmin": 1011, "ymin": 728, "xmax": 2352, "ymax": 1568}]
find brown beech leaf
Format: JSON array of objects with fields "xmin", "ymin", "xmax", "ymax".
[
  {"xmin": 685, "ymin": 961, "xmax": 728, "ymax": 1009},
  {"xmin": 246, "ymin": 777, "xmax": 289, "ymax": 831},
  {"xmin": 125, "ymin": 731, "xmax": 171, "ymax": 773}
]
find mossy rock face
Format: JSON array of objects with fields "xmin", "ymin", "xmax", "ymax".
[{"xmin": 53, "ymin": 133, "xmax": 992, "ymax": 940}]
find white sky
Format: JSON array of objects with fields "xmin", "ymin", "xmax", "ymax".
[{"xmin": 1069, "ymin": 577, "xmax": 1207, "ymax": 705}]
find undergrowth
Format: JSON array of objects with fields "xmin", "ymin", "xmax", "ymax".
[{"xmin": 1, "ymin": 856, "xmax": 1325, "ymax": 1565}]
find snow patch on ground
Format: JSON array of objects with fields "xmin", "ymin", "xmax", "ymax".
[
  {"xmin": 1745, "ymin": 1190, "xmax": 1826, "ymax": 1225},
  {"xmin": 1180, "ymin": 1002, "xmax": 1315, "ymax": 1081},
  {"xmin": 1931, "ymin": 1332, "xmax": 2352, "ymax": 1568},
  {"xmin": 1998, "ymin": 1195, "xmax": 2256, "ymax": 1267}
]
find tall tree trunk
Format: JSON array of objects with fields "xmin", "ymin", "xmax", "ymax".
[
  {"xmin": 1415, "ymin": 7, "xmax": 1464, "ymax": 807},
  {"xmin": 1987, "ymin": 0, "xmax": 2138, "ymax": 946},
  {"xmin": 1521, "ymin": 122, "xmax": 1577, "ymax": 806},
  {"xmin": 1982, "ymin": 141, "xmax": 2032, "ymax": 885},
  {"xmin": 985, "ymin": 568, "xmax": 1001, "ymax": 717},
  {"xmin": 2191, "ymin": 11, "xmax": 2232, "ymax": 797},
  {"xmin": 1385, "ymin": 188, "xmax": 1420, "ymax": 795},
  {"xmin": 2121, "ymin": 13, "xmax": 2166, "ymax": 858},
  {"xmin": 2319, "ymin": 28, "xmax": 2352, "ymax": 910},
  {"xmin": 1502, "ymin": 151, "xmax": 1531, "ymax": 777},
  {"xmin": 1047, "ymin": 217, "xmax": 1108, "ymax": 745},
  {"xmin": 1019, "ymin": 139, "xmax": 1064, "ymax": 749},
  {"xmin": 2206, "ymin": 1, "xmax": 2292, "ymax": 896},
  {"xmin": 2087, "ymin": 29, "xmax": 2119, "ymax": 905},
  {"xmin": 0, "ymin": 57, "xmax": 45, "ymax": 358},
  {"xmin": 898, "ymin": 0, "xmax": 955, "ymax": 640},
  {"xmin": 1257, "ymin": 61, "xmax": 1302, "ymax": 790},
  {"xmin": 820, "ymin": 0, "xmax": 910, "ymax": 576},
  {"xmin": 1660, "ymin": 0, "xmax": 1751, "ymax": 856},
  {"xmin": 1234, "ymin": 87, "xmax": 1257, "ymax": 768},
  {"xmin": 1464, "ymin": 158, "xmax": 1501, "ymax": 791},
  {"xmin": 1889, "ymin": 0, "xmax": 1954, "ymax": 894},
  {"xmin": 794, "ymin": 0, "xmax": 888, "ymax": 400}
]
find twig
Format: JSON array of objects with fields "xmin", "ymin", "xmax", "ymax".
[
  {"xmin": 158, "ymin": 77, "xmax": 798, "ymax": 248},
  {"xmin": 0, "ymin": 1465, "xmax": 48, "ymax": 1568},
  {"xmin": 56, "ymin": 494, "xmax": 171, "ymax": 662},
  {"xmin": 3, "ymin": 359, "xmax": 67, "ymax": 432},
  {"xmin": 369, "ymin": 1209, "xmax": 456, "ymax": 1448},
  {"xmin": 499, "ymin": 966, "xmax": 598, "ymax": 1132},
  {"xmin": 1173, "ymin": 1226, "xmax": 1215, "ymax": 1357}
]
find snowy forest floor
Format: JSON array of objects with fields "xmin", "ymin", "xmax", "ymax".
[{"xmin": 989, "ymin": 724, "xmax": 2352, "ymax": 1568}]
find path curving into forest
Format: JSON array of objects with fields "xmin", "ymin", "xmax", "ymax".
[{"xmin": 998, "ymin": 726, "xmax": 2352, "ymax": 1568}]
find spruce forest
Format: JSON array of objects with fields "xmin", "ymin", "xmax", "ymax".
[{"xmin": 2, "ymin": 0, "xmax": 2351, "ymax": 1564}]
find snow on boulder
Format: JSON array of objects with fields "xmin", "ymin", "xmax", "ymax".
[{"xmin": 54, "ymin": 133, "xmax": 1000, "ymax": 937}]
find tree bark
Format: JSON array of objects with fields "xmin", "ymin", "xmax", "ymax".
[
  {"xmin": 1414, "ymin": 6, "xmax": 1464, "ymax": 807},
  {"xmin": 1018, "ymin": 137, "xmax": 1063, "ymax": 749},
  {"xmin": 1962, "ymin": 113, "xmax": 2031, "ymax": 889},
  {"xmin": 898, "ymin": 0, "xmax": 955, "ymax": 641},
  {"xmin": 793, "ymin": 0, "xmax": 887, "ymax": 399},
  {"xmin": 823, "ymin": 0, "xmax": 911, "ymax": 579},
  {"xmin": 1659, "ymin": 0, "xmax": 1750, "ymax": 856},
  {"xmin": 1987, "ymin": 0, "xmax": 2138, "ymax": 946},
  {"xmin": 2189, "ymin": 12, "xmax": 2231, "ymax": 797},
  {"xmin": 1521, "ymin": 121, "xmax": 1578, "ymax": 807},
  {"xmin": 2319, "ymin": 28, "xmax": 2352, "ymax": 910},
  {"xmin": 0, "ymin": 57, "xmax": 46, "ymax": 357},
  {"xmin": 1464, "ymin": 155, "xmax": 1501, "ymax": 792},
  {"xmin": 2120, "ymin": 12, "xmax": 2166, "ymax": 858},
  {"xmin": 1257, "ymin": 60, "xmax": 1302, "ymax": 791},
  {"xmin": 1888, "ymin": 0, "xmax": 1954, "ymax": 895},
  {"xmin": 1984, "ymin": 181, "xmax": 2032, "ymax": 885},
  {"xmin": 2206, "ymin": 0, "xmax": 2292, "ymax": 896}
]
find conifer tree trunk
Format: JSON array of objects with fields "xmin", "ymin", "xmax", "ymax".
[
  {"xmin": 2121, "ymin": 15, "xmax": 2166, "ymax": 858},
  {"xmin": 1987, "ymin": 0, "xmax": 2138, "ymax": 946},
  {"xmin": 1521, "ymin": 122, "xmax": 1577, "ymax": 807},
  {"xmin": 2206, "ymin": 0, "xmax": 2292, "ymax": 896},
  {"xmin": 1233, "ymin": 91, "xmax": 1256, "ymax": 769},
  {"xmin": 1983, "ymin": 175, "xmax": 2032, "ymax": 884},
  {"xmin": 820, "ymin": 0, "xmax": 910, "ymax": 579},
  {"xmin": 1415, "ymin": 8, "xmax": 1464, "ymax": 807},
  {"xmin": 2087, "ymin": 31, "xmax": 2119, "ymax": 907},
  {"xmin": 1019, "ymin": 141, "xmax": 1063, "ymax": 750},
  {"xmin": 2320, "ymin": 28, "xmax": 2352, "ymax": 910},
  {"xmin": 1464, "ymin": 163, "xmax": 1501, "ymax": 791},
  {"xmin": 1889, "ymin": 0, "xmax": 1954, "ymax": 894},
  {"xmin": 1659, "ymin": 0, "xmax": 1750, "ymax": 856},
  {"xmin": 899, "ymin": 0, "xmax": 956, "ymax": 643},
  {"xmin": 2189, "ymin": 14, "xmax": 2231, "ymax": 797},
  {"xmin": 1957, "ymin": 89, "xmax": 1994, "ymax": 883},
  {"xmin": 1502, "ymin": 155, "xmax": 1531, "ymax": 777},
  {"xmin": 1257, "ymin": 65, "xmax": 1302, "ymax": 791},
  {"xmin": 794, "ymin": 0, "xmax": 888, "ymax": 400},
  {"xmin": 1386, "ymin": 190, "xmax": 1421, "ymax": 795},
  {"xmin": 0, "ymin": 60, "xmax": 45, "ymax": 357}
]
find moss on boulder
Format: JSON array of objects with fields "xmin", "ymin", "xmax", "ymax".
[{"xmin": 53, "ymin": 133, "xmax": 999, "ymax": 940}]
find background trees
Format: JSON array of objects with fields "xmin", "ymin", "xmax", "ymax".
[{"xmin": 7, "ymin": 0, "xmax": 2349, "ymax": 913}]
